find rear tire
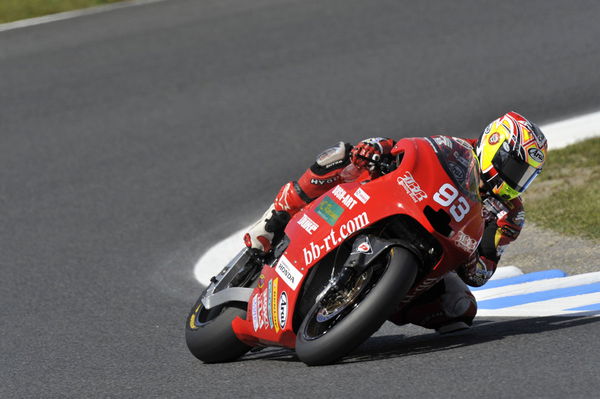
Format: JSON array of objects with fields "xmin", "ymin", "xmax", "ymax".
[
  {"xmin": 295, "ymin": 247, "xmax": 418, "ymax": 366},
  {"xmin": 185, "ymin": 297, "xmax": 251, "ymax": 363}
]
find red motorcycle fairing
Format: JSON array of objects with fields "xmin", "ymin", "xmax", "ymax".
[{"xmin": 232, "ymin": 137, "xmax": 484, "ymax": 348}]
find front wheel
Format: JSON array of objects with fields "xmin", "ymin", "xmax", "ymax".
[
  {"xmin": 296, "ymin": 247, "xmax": 419, "ymax": 366},
  {"xmin": 186, "ymin": 249, "xmax": 260, "ymax": 363},
  {"xmin": 185, "ymin": 296, "xmax": 251, "ymax": 363}
]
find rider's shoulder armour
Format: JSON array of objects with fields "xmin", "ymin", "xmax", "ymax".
[{"xmin": 310, "ymin": 141, "xmax": 352, "ymax": 176}]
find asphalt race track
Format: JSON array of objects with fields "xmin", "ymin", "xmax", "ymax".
[{"xmin": 2, "ymin": 0, "xmax": 600, "ymax": 397}]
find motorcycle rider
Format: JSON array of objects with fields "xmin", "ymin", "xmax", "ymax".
[{"xmin": 244, "ymin": 111, "xmax": 547, "ymax": 333}]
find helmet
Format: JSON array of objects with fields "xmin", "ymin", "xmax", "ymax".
[{"xmin": 476, "ymin": 111, "xmax": 547, "ymax": 200}]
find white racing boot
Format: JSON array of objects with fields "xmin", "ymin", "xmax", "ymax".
[{"xmin": 243, "ymin": 204, "xmax": 290, "ymax": 253}]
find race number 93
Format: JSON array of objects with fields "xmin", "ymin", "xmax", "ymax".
[{"xmin": 433, "ymin": 183, "xmax": 470, "ymax": 222}]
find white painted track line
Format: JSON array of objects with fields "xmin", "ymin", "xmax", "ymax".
[
  {"xmin": 542, "ymin": 110, "xmax": 600, "ymax": 150},
  {"xmin": 194, "ymin": 228, "xmax": 247, "ymax": 286},
  {"xmin": 0, "ymin": 0, "xmax": 168, "ymax": 32},
  {"xmin": 473, "ymin": 272, "xmax": 600, "ymax": 301},
  {"xmin": 477, "ymin": 292, "xmax": 600, "ymax": 317},
  {"xmin": 489, "ymin": 265, "xmax": 523, "ymax": 280}
]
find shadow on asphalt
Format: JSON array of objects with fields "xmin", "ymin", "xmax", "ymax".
[
  {"xmin": 341, "ymin": 315, "xmax": 600, "ymax": 365},
  {"xmin": 240, "ymin": 315, "xmax": 600, "ymax": 365}
]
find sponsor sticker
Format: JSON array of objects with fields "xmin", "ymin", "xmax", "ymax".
[
  {"xmin": 267, "ymin": 280, "xmax": 274, "ymax": 329},
  {"xmin": 303, "ymin": 212, "xmax": 370, "ymax": 265},
  {"xmin": 252, "ymin": 294, "xmax": 259, "ymax": 331},
  {"xmin": 271, "ymin": 278, "xmax": 280, "ymax": 333},
  {"xmin": 275, "ymin": 255, "xmax": 303, "ymax": 291},
  {"xmin": 356, "ymin": 241, "xmax": 372, "ymax": 254},
  {"xmin": 297, "ymin": 214, "xmax": 319, "ymax": 235},
  {"xmin": 352, "ymin": 236, "xmax": 373, "ymax": 254},
  {"xmin": 257, "ymin": 274, "xmax": 265, "ymax": 289},
  {"xmin": 455, "ymin": 231, "xmax": 478, "ymax": 252},
  {"xmin": 259, "ymin": 290, "xmax": 269, "ymax": 330},
  {"xmin": 397, "ymin": 172, "xmax": 428, "ymax": 203},
  {"xmin": 528, "ymin": 147, "xmax": 544, "ymax": 163},
  {"xmin": 331, "ymin": 185, "xmax": 358, "ymax": 210},
  {"xmin": 279, "ymin": 292, "xmax": 288, "ymax": 330},
  {"xmin": 448, "ymin": 161, "xmax": 465, "ymax": 182},
  {"xmin": 253, "ymin": 281, "xmax": 283, "ymax": 331},
  {"xmin": 354, "ymin": 187, "xmax": 370, "ymax": 204},
  {"xmin": 488, "ymin": 132, "xmax": 500, "ymax": 145},
  {"xmin": 310, "ymin": 177, "xmax": 339, "ymax": 185},
  {"xmin": 315, "ymin": 196, "xmax": 345, "ymax": 226},
  {"xmin": 434, "ymin": 136, "xmax": 453, "ymax": 148}
]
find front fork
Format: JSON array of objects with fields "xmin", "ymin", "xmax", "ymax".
[
  {"xmin": 200, "ymin": 248, "xmax": 262, "ymax": 309},
  {"xmin": 317, "ymin": 235, "xmax": 409, "ymax": 302}
]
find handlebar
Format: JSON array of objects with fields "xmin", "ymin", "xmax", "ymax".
[{"xmin": 354, "ymin": 154, "xmax": 395, "ymax": 175}]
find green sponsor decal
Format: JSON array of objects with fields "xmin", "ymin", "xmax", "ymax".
[{"xmin": 315, "ymin": 196, "xmax": 344, "ymax": 226}]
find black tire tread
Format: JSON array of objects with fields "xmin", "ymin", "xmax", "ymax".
[
  {"xmin": 295, "ymin": 247, "xmax": 418, "ymax": 366},
  {"xmin": 185, "ymin": 305, "xmax": 251, "ymax": 363}
]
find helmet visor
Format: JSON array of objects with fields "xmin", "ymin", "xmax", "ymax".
[{"xmin": 492, "ymin": 145, "xmax": 541, "ymax": 192}]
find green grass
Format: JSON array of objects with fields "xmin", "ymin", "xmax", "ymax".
[
  {"xmin": 524, "ymin": 137, "xmax": 600, "ymax": 241},
  {"xmin": 0, "ymin": 0, "xmax": 126, "ymax": 23}
]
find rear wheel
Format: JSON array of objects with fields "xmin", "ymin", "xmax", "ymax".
[{"xmin": 295, "ymin": 247, "xmax": 419, "ymax": 366}]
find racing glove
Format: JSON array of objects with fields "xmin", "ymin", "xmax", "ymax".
[
  {"xmin": 457, "ymin": 252, "xmax": 496, "ymax": 287},
  {"xmin": 481, "ymin": 196, "xmax": 525, "ymax": 258},
  {"xmin": 350, "ymin": 138, "xmax": 394, "ymax": 170}
]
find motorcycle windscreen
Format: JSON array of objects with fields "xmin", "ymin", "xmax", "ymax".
[{"xmin": 428, "ymin": 136, "xmax": 481, "ymax": 201}]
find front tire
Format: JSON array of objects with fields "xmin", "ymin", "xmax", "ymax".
[
  {"xmin": 295, "ymin": 247, "xmax": 419, "ymax": 366},
  {"xmin": 185, "ymin": 297, "xmax": 251, "ymax": 363}
]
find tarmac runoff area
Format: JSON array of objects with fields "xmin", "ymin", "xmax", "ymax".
[{"xmin": 194, "ymin": 111, "xmax": 600, "ymax": 317}]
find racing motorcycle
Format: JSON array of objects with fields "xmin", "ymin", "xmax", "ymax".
[{"xmin": 186, "ymin": 136, "xmax": 484, "ymax": 366}]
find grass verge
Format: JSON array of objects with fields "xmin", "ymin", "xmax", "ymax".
[
  {"xmin": 524, "ymin": 137, "xmax": 600, "ymax": 241},
  {"xmin": 0, "ymin": 0, "xmax": 126, "ymax": 23}
]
